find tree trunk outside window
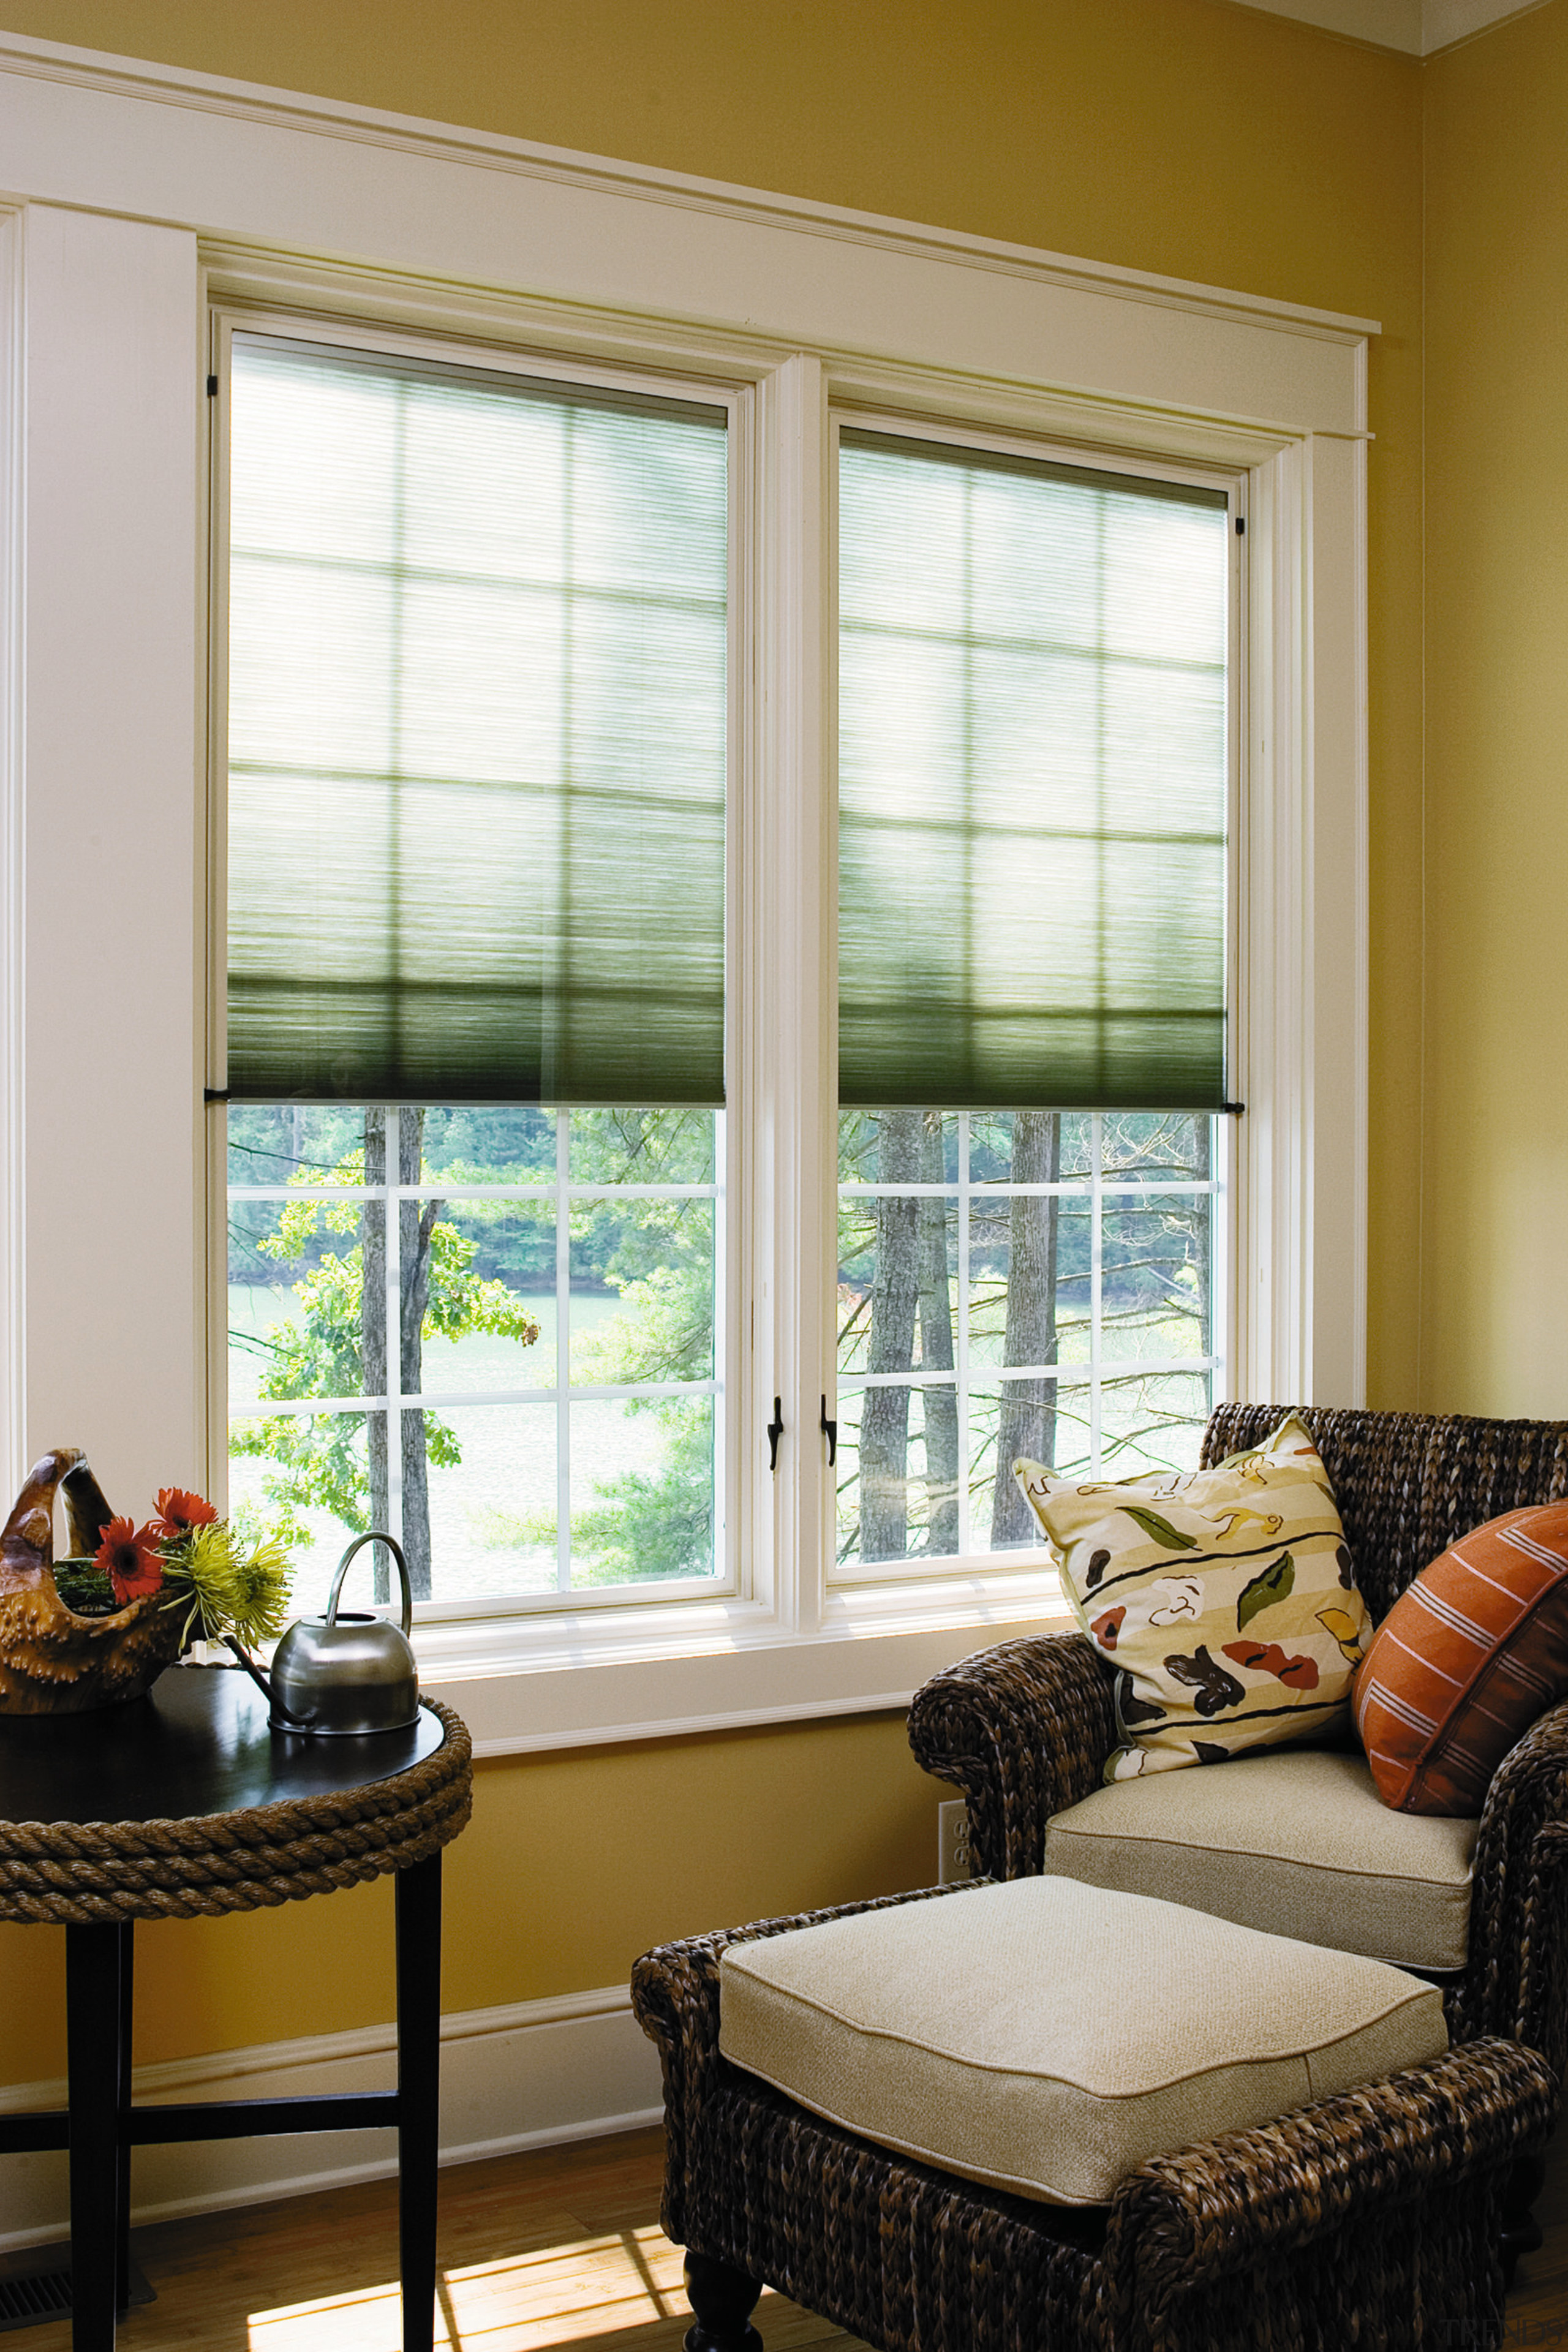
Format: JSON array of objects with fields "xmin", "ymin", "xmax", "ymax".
[
  {"xmin": 361, "ymin": 1108, "xmax": 439, "ymax": 1600},
  {"xmin": 399, "ymin": 1108, "xmax": 440, "ymax": 1601},
  {"xmin": 918, "ymin": 1111, "xmax": 959, "ymax": 1556},
  {"xmin": 859, "ymin": 1110, "xmax": 921, "ymax": 1561},
  {"xmin": 362, "ymin": 1109, "xmax": 390, "ymax": 1597},
  {"xmin": 990, "ymin": 1109, "xmax": 1060, "ymax": 1545}
]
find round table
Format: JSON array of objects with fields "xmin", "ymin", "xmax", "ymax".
[{"xmin": 0, "ymin": 1665, "xmax": 472, "ymax": 2352}]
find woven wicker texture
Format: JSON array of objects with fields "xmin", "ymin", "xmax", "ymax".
[
  {"xmin": 0, "ymin": 1698, "xmax": 472, "ymax": 1924},
  {"xmin": 907, "ymin": 1630, "xmax": 1117, "ymax": 1880},
  {"xmin": 1200, "ymin": 1404, "xmax": 1568, "ymax": 1621},
  {"xmin": 910, "ymin": 1405, "xmax": 1568, "ymax": 2081},
  {"xmin": 633, "ymin": 1887, "xmax": 1556, "ymax": 2352}
]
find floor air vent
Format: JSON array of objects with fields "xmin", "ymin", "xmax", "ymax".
[{"xmin": 0, "ymin": 2250, "xmax": 153, "ymax": 2332}]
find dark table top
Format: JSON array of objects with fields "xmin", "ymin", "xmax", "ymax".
[{"xmin": 0, "ymin": 1665, "xmax": 445, "ymax": 1826}]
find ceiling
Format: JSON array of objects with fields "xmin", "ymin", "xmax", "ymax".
[{"xmin": 1239, "ymin": 0, "xmax": 1542, "ymax": 51}]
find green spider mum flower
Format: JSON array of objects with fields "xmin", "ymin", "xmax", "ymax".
[
  {"xmin": 228, "ymin": 1532, "xmax": 294, "ymax": 1648},
  {"xmin": 160, "ymin": 1519, "xmax": 293, "ymax": 1648}
]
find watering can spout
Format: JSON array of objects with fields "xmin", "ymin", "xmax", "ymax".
[{"xmin": 222, "ymin": 1634, "xmax": 314, "ymax": 1725}]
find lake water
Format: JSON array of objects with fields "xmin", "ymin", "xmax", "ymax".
[{"xmin": 227, "ymin": 1284, "xmax": 708, "ymax": 1612}]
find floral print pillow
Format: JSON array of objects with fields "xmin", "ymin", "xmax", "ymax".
[{"xmin": 1014, "ymin": 1414, "xmax": 1371, "ymax": 1782}]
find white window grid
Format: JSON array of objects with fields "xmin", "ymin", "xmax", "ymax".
[
  {"xmin": 227, "ymin": 1105, "xmax": 726, "ymax": 1599},
  {"xmin": 834, "ymin": 1110, "xmax": 1221, "ymax": 1573}
]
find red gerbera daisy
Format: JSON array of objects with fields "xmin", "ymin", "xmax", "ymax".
[
  {"xmin": 151, "ymin": 1487, "xmax": 218, "ymax": 1543},
  {"xmin": 96, "ymin": 1517, "xmax": 165, "ymax": 1606}
]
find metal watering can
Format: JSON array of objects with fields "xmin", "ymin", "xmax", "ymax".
[{"xmin": 226, "ymin": 1532, "xmax": 419, "ymax": 1735}]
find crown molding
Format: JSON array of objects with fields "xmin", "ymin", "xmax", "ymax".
[
  {"xmin": 0, "ymin": 27, "xmax": 1376, "ymax": 343},
  {"xmin": 1235, "ymin": 0, "xmax": 1545, "ymax": 51},
  {"xmin": 1420, "ymin": 0, "xmax": 1553, "ymax": 49}
]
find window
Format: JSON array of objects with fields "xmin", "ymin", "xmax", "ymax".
[
  {"xmin": 832, "ymin": 426, "xmax": 1231, "ymax": 1574},
  {"xmin": 834, "ymin": 1110, "xmax": 1220, "ymax": 1571},
  {"xmin": 226, "ymin": 1106, "xmax": 723, "ymax": 1616},
  {"xmin": 218, "ymin": 325, "xmax": 1238, "ymax": 1623},
  {"xmin": 219, "ymin": 331, "xmax": 732, "ymax": 1613}
]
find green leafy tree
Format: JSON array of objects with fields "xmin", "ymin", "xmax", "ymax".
[
  {"xmin": 566, "ymin": 1112, "xmax": 717, "ymax": 1581},
  {"xmin": 571, "ymin": 1263, "xmax": 715, "ymax": 1581},
  {"xmin": 232, "ymin": 1120, "xmax": 538, "ymax": 1593},
  {"xmin": 239, "ymin": 1106, "xmax": 720, "ymax": 1592}
]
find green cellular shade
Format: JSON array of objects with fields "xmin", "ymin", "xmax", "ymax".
[
  {"xmin": 225, "ymin": 336, "xmax": 728, "ymax": 1105},
  {"xmin": 837, "ymin": 429, "xmax": 1229, "ymax": 1111}
]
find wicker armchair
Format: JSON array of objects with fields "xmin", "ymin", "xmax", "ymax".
[
  {"xmin": 908, "ymin": 1404, "xmax": 1568, "ymax": 2084},
  {"xmin": 631, "ymin": 1406, "xmax": 1568, "ymax": 2352}
]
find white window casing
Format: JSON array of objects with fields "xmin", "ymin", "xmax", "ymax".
[{"xmin": 0, "ymin": 31, "xmax": 1371, "ymax": 1752}]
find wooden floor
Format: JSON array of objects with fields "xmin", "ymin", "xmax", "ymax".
[
  {"xmin": 6, "ymin": 2116, "xmax": 1566, "ymax": 2350},
  {"xmin": 0, "ymin": 2130, "xmax": 862, "ymax": 2352}
]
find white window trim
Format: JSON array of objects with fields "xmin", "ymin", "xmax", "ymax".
[{"xmin": 0, "ymin": 31, "xmax": 1370, "ymax": 1753}]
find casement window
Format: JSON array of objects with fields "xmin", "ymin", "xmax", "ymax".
[
  {"xmin": 217, "ymin": 318, "xmax": 1236, "ymax": 1622},
  {"xmin": 831, "ymin": 427, "xmax": 1231, "ymax": 1576},
  {"xmin": 219, "ymin": 332, "xmax": 733, "ymax": 1616}
]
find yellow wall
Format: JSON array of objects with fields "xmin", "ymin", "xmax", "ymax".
[
  {"xmin": 0, "ymin": 0, "xmax": 1430, "ymax": 2081},
  {"xmin": 1421, "ymin": 4, "xmax": 1568, "ymax": 1414},
  {"xmin": 0, "ymin": 1717, "xmax": 940, "ymax": 2073}
]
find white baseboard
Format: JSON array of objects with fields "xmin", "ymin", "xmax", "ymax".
[{"xmin": 0, "ymin": 1984, "xmax": 664, "ymax": 2253}]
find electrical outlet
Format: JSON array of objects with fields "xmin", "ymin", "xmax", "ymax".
[{"xmin": 937, "ymin": 1800, "xmax": 973, "ymax": 1885}]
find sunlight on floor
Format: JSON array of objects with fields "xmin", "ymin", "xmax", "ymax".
[{"xmin": 246, "ymin": 2223, "xmax": 690, "ymax": 2352}]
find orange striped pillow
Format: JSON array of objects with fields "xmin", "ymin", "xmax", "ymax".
[{"xmin": 1353, "ymin": 1502, "xmax": 1568, "ymax": 1814}]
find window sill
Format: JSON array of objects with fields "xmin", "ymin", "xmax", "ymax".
[{"xmin": 415, "ymin": 1568, "xmax": 1072, "ymax": 1753}]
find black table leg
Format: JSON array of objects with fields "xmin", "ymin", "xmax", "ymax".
[
  {"xmin": 395, "ymin": 1854, "xmax": 442, "ymax": 2352},
  {"xmin": 66, "ymin": 1923, "xmax": 124, "ymax": 2352},
  {"xmin": 113, "ymin": 1924, "xmax": 133, "ymax": 2313}
]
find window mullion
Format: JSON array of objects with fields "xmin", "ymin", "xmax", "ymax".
[{"xmin": 752, "ymin": 353, "xmax": 832, "ymax": 1635}]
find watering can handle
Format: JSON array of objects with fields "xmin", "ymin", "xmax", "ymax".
[{"xmin": 326, "ymin": 1532, "xmax": 413, "ymax": 1638}]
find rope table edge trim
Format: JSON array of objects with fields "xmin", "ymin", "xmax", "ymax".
[{"xmin": 0, "ymin": 1699, "xmax": 473, "ymax": 1924}]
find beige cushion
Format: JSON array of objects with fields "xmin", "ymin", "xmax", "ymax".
[
  {"xmin": 718, "ymin": 1877, "xmax": 1447, "ymax": 2207},
  {"xmin": 1013, "ymin": 1414, "xmax": 1372, "ymax": 1783},
  {"xmin": 1045, "ymin": 1747, "xmax": 1479, "ymax": 1971}
]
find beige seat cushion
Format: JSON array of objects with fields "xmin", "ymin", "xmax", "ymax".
[
  {"xmin": 1045, "ymin": 1747, "xmax": 1479, "ymax": 1970},
  {"xmin": 718, "ymin": 1877, "xmax": 1447, "ymax": 2208}
]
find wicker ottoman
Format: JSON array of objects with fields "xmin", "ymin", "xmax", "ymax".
[{"xmin": 632, "ymin": 1878, "xmax": 1557, "ymax": 2352}]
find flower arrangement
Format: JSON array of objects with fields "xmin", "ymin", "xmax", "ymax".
[{"xmin": 52, "ymin": 1487, "xmax": 295, "ymax": 1649}]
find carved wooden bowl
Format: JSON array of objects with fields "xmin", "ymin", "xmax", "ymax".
[{"xmin": 0, "ymin": 1448, "xmax": 181, "ymax": 1713}]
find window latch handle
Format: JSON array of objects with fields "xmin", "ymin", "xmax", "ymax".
[
  {"xmin": 767, "ymin": 1397, "xmax": 785, "ymax": 1472},
  {"xmin": 820, "ymin": 1395, "xmax": 837, "ymax": 1468}
]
